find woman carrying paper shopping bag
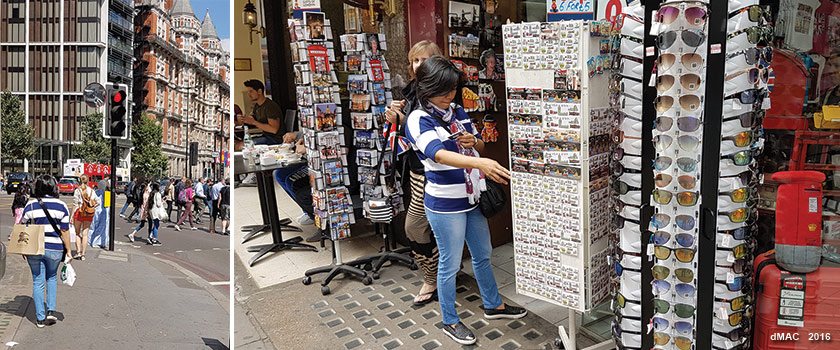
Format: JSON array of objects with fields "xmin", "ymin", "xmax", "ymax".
[{"xmin": 20, "ymin": 175, "xmax": 72, "ymax": 328}]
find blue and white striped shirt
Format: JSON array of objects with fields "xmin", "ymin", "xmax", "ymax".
[
  {"xmin": 405, "ymin": 104, "xmax": 481, "ymax": 214},
  {"xmin": 21, "ymin": 197, "xmax": 70, "ymax": 252}
]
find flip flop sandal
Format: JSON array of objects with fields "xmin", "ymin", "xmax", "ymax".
[{"xmin": 412, "ymin": 289, "xmax": 438, "ymax": 306}]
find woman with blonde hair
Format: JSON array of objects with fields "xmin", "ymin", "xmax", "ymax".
[
  {"xmin": 71, "ymin": 174, "xmax": 100, "ymax": 261},
  {"xmin": 384, "ymin": 40, "xmax": 444, "ymax": 306}
]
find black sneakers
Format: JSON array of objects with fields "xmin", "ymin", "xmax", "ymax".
[
  {"xmin": 481, "ymin": 303, "xmax": 528, "ymax": 320},
  {"xmin": 152, "ymin": 240, "xmax": 162, "ymax": 246},
  {"xmin": 45, "ymin": 311, "xmax": 57, "ymax": 325},
  {"xmin": 36, "ymin": 319, "xmax": 45, "ymax": 328},
  {"xmin": 441, "ymin": 321, "xmax": 476, "ymax": 345}
]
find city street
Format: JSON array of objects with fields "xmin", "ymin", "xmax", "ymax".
[{"xmin": 0, "ymin": 192, "xmax": 230, "ymax": 349}]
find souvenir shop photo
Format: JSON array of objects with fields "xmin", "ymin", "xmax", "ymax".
[{"xmin": 231, "ymin": 0, "xmax": 840, "ymax": 349}]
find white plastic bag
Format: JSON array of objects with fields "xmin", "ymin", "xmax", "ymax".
[{"xmin": 60, "ymin": 263, "xmax": 76, "ymax": 287}]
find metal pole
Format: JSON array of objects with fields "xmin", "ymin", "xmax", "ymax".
[
  {"xmin": 184, "ymin": 89, "xmax": 190, "ymax": 179},
  {"xmin": 108, "ymin": 138, "xmax": 117, "ymax": 251}
]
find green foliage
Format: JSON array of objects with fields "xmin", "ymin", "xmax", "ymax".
[
  {"xmin": 131, "ymin": 114, "xmax": 168, "ymax": 178},
  {"xmin": 72, "ymin": 112, "xmax": 110, "ymax": 163},
  {"xmin": 1, "ymin": 91, "xmax": 35, "ymax": 170}
]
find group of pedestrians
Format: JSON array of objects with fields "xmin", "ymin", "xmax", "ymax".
[{"xmin": 120, "ymin": 176, "xmax": 230, "ymax": 244}]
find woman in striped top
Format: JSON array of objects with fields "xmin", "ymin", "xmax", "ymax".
[
  {"xmin": 21, "ymin": 175, "xmax": 72, "ymax": 328},
  {"xmin": 385, "ymin": 40, "xmax": 443, "ymax": 306},
  {"xmin": 404, "ymin": 56, "xmax": 526, "ymax": 345}
]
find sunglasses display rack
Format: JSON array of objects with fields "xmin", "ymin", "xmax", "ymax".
[
  {"xmin": 339, "ymin": 33, "xmax": 406, "ymax": 222},
  {"xmin": 288, "ymin": 17, "xmax": 356, "ymax": 240},
  {"xmin": 608, "ymin": 3, "xmax": 648, "ymax": 350},
  {"xmin": 502, "ymin": 20, "xmax": 613, "ymax": 342}
]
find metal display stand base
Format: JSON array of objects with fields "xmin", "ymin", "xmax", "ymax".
[
  {"xmin": 246, "ymin": 236, "xmax": 318, "ymax": 267},
  {"xmin": 241, "ymin": 218, "xmax": 303, "ymax": 243},
  {"xmin": 303, "ymin": 233, "xmax": 373, "ymax": 295},
  {"xmin": 358, "ymin": 222, "xmax": 417, "ymax": 279},
  {"xmin": 554, "ymin": 309, "xmax": 615, "ymax": 350}
]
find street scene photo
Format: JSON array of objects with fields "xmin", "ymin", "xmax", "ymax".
[{"xmin": 0, "ymin": 0, "xmax": 232, "ymax": 348}]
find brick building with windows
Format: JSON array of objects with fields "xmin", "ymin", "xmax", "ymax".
[
  {"xmin": 0, "ymin": 0, "xmax": 109, "ymax": 174},
  {"xmin": 134, "ymin": 0, "xmax": 230, "ymax": 180}
]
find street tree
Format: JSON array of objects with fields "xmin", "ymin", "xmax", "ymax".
[
  {"xmin": 0, "ymin": 91, "xmax": 35, "ymax": 172},
  {"xmin": 131, "ymin": 114, "xmax": 168, "ymax": 179},
  {"xmin": 73, "ymin": 112, "xmax": 110, "ymax": 164}
]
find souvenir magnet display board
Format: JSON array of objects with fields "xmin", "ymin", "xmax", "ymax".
[
  {"xmin": 339, "ymin": 33, "xmax": 405, "ymax": 221},
  {"xmin": 503, "ymin": 20, "xmax": 611, "ymax": 312},
  {"xmin": 289, "ymin": 14, "xmax": 355, "ymax": 240}
]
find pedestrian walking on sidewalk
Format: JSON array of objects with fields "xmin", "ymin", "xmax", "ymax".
[
  {"xmin": 174, "ymin": 177, "xmax": 186, "ymax": 219},
  {"xmin": 164, "ymin": 178, "xmax": 175, "ymax": 222},
  {"xmin": 71, "ymin": 175, "xmax": 100, "ymax": 261},
  {"xmin": 126, "ymin": 180, "xmax": 146, "ymax": 222},
  {"xmin": 405, "ymin": 57, "xmax": 526, "ymax": 346},
  {"xmin": 22, "ymin": 174, "xmax": 73, "ymax": 328},
  {"xmin": 218, "ymin": 179, "xmax": 230, "ymax": 235},
  {"xmin": 88, "ymin": 181, "xmax": 109, "ymax": 248},
  {"xmin": 12, "ymin": 185, "xmax": 29, "ymax": 224},
  {"xmin": 119, "ymin": 177, "xmax": 136, "ymax": 218},
  {"xmin": 127, "ymin": 183, "xmax": 152, "ymax": 243},
  {"xmin": 209, "ymin": 178, "xmax": 224, "ymax": 233},
  {"xmin": 192, "ymin": 178, "xmax": 206, "ymax": 224},
  {"xmin": 174, "ymin": 179, "xmax": 196, "ymax": 231},
  {"xmin": 147, "ymin": 183, "xmax": 166, "ymax": 245}
]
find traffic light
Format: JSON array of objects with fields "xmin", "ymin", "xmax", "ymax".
[
  {"xmin": 190, "ymin": 142, "xmax": 198, "ymax": 166},
  {"xmin": 104, "ymin": 84, "xmax": 128, "ymax": 139}
]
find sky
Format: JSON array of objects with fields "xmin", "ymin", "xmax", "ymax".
[{"xmin": 190, "ymin": 0, "xmax": 230, "ymax": 52}]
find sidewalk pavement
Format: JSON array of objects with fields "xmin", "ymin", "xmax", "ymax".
[{"xmin": 0, "ymin": 245, "xmax": 229, "ymax": 350}]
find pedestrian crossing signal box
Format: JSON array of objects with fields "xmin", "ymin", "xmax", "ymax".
[{"xmin": 104, "ymin": 191, "xmax": 111, "ymax": 208}]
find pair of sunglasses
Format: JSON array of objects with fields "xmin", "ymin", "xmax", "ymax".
[
  {"xmin": 722, "ymin": 130, "xmax": 760, "ymax": 148},
  {"xmin": 653, "ymin": 189, "xmax": 700, "ymax": 206},
  {"xmin": 716, "ymin": 277, "xmax": 752, "ymax": 292},
  {"xmin": 654, "ymin": 134, "xmax": 702, "ymax": 153},
  {"xmin": 720, "ymin": 207, "xmax": 753, "ymax": 223},
  {"xmin": 652, "ymin": 317, "xmax": 694, "ymax": 336},
  {"xmin": 652, "ymin": 280, "xmax": 696, "ymax": 298},
  {"xmin": 725, "ymin": 88, "xmax": 768, "ymax": 104},
  {"xmin": 729, "ymin": 5, "xmax": 772, "ymax": 23},
  {"xmin": 727, "ymin": 47, "xmax": 773, "ymax": 65},
  {"xmin": 652, "ymin": 213, "xmax": 696, "ymax": 231},
  {"xmin": 720, "ymin": 225, "xmax": 754, "ymax": 241},
  {"xmin": 718, "ymin": 258, "xmax": 752, "ymax": 274},
  {"xmin": 657, "ymin": 30, "xmax": 707, "ymax": 50},
  {"xmin": 655, "ymin": 156, "xmax": 697, "ymax": 172},
  {"xmin": 726, "ymin": 67, "xmax": 770, "ymax": 84},
  {"xmin": 723, "ymin": 110, "xmax": 764, "ymax": 128},
  {"xmin": 655, "ymin": 94, "xmax": 702, "ymax": 113},
  {"xmin": 654, "ymin": 299, "xmax": 696, "ymax": 318},
  {"xmin": 657, "ymin": 74, "xmax": 702, "ymax": 93},
  {"xmin": 654, "ymin": 173, "xmax": 697, "ymax": 189},
  {"xmin": 727, "ymin": 26, "xmax": 774, "ymax": 44},
  {"xmin": 722, "ymin": 149, "xmax": 760, "ymax": 166},
  {"xmin": 652, "ymin": 265, "xmax": 695, "ymax": 283},
  {"xmin": 657, "ymin": 5, "xmax": 707, "ymax": 26},
  {"xmin": 720, "ymin": 187, "xmax": 757, "ymax": 203},
  {"xmin": 719, "ymin": 242, "xmax": 753, "ymax": 259},
  {"xmin": 655, "ymin": 116, "xmax": 702, "ymax": 132},
  {"xmin": 653, "ymin": 231, "xmax": 696, "ymax": 248},
  {"xmin": 658, "ymin": 53, "xmax": 704, "ymax": 72},
  {"xmin": 716, "ymin": 295, "xmax": 753, "ymax": 312},
  {"xmin": 613, "ymin": 180, "xmax": 642, "ymax": 195},
  {"xmin": 714, "ymin": 326, "xmax": 751, "ymax": 342},
  {"xmin": 724, "ymin": 305, "xmax": 754, "ymax": 327},
  {"xmin": 654, "ymin": 245, "xmax": 696, "ymax": 262},
  {"xmin": 653, "ymin": 332, "xmax": 693, "ymax": 350}
]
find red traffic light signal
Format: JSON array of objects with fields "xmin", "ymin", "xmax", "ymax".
[
  {"xmin": 104, "ymin": 85, "xmax": 128, "ymax": 139},
  {"xmin": 112, "ymin": 90, "xmax": 125, "ymax": 103}
]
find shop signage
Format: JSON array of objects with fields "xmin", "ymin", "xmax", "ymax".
[
  {"xmin": 596, "ymin": 0, "xmax": 628, "ymax": 22},
  {"xmin": 84, "ymin": 163, "xmax": 111, "ymax": 177},
  {"xmin": 546, "ymin": 0, "xmax": 594, "ymax": 22},
  {"xmin": 778, "ymin": 271, "xmax": 806, "ymax": 327},
  {"xmin": 293, "ymin": 0, "xmax": 321, "ymax": 19}
]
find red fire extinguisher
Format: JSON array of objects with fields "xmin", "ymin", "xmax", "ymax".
[{"xmin": 771, "ymin": 171, "xmax": 825, "ymax": 273}]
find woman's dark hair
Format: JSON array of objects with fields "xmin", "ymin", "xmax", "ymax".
[
  {"xmin": 151, "ymin": 183, "xmax": 160, "ymax": 192},
  {"xmin": 33, "ymin": 174, "xmax": 59, "ymax": 198},
  {"xmin": 17, "ymin": 184, "xmax": 28, "ymax": 196},
  {"xmin": 416, "ymin": 55, "xmax": 464, "ymax": 106}
]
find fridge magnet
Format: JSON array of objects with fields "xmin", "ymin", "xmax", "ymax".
[{"xmin": 480, "ymin": 114, "xmax": 499, "ymax": 143}]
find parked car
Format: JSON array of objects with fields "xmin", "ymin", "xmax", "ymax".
[
  {"xmin": 6, "ymin": 172, "xmax": 34, "ymax": 195},
  {"xmin": 57, "ymin": 178, "xmax": 80, "ymax": 195},
  {"xmin": 116, "ymin": 181, "xmax": 129, "ymax": 194}
]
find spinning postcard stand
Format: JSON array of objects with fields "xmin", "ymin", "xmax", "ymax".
[{"xmin": 503, "ymin": 19, "xmax": 614, "ymax": 350}]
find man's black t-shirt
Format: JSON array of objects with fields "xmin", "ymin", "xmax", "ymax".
[{"xmin": 220, "ymin": 186, "xmax": 230, "ymax": 205}]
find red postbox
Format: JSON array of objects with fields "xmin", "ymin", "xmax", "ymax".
[{"xmin": 771, "ymin": 171, "xmax": 825, "ymax": 273}]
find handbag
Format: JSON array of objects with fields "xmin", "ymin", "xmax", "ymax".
[
  {"xmin": 7, "ymin": 218, "xmax": 45, "ymax": 256},
  {"xmin": 479, "ymin": 178, "xmax": 507, "ymax": 218}
]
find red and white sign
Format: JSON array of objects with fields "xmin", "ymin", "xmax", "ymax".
[{"xmin": 84, "ymin": 163, "xmax": 111, "ymax": 176}]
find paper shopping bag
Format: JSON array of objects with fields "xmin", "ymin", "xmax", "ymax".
[{"xmin": 7, "ymin": 224, "xmax": 44, "ymax": 256}]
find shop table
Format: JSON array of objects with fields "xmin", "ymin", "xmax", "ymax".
[{"xmin": 234, "ymin": 153, "xmax": 318, "ymax": 266}]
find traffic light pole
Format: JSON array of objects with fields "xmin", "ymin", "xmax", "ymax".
[{"xmin": 108, "ymin": 138, "xmax": 117, "ymax": 251}]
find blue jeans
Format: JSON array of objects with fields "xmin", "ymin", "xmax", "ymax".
[
  {"xmin": 273, "ymin": 165, "xmax": 312, "ymax": 219},
  {"xmin": 27, "ymin": 250, "xmax": 62, "ymax": 322},
  {"xmin": 205, "ymin": 199, "xmax": 213, "ymax": 217},
  {"xmin": 151, "ymin": 219, "xmax": 160, "ymax": 239},
  {"xmin": 426, "ymin": 207, "xmax": 502, "ymax": 325},
  {"xmin": 134, "ymin": 217, "xmax": 153, "ymax": 236},
  {"xmin": 120, "ymin": 199, "xmax": 131, "ymax": 215}
]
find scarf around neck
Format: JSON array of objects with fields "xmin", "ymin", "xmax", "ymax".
[{"xmin": 428, "ymin": 103, "xmax": 486, "ymax": 204}]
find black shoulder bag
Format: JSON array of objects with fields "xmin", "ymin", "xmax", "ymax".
[
  {"xmin": 423, "ymin": 106, "xmax": 506, "ymax": 218},
  {"xmin": 38, "ymin": 198, "xmax": 68, "ymax": 259}
]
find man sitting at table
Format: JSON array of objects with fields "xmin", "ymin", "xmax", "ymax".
[{"xmin": 236, "ymin": 79, "xmax": 284, "ymax": 145}]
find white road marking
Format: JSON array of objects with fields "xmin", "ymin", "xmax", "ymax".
[
  {"xmin": 208, "ymin": 281, "xmax": 230, "ymax": 286},
  {"xmin": 212, "ymin": 248, "xmax": 220, "ymax": 250},
  {"xmin": 176, "ymin": 250, "xmax": 184, "ymax": 253},
  {"xmin": 194, "ymin": 249, "xmax": 201, "ymax": 252}
]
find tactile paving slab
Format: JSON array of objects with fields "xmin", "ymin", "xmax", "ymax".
[{"xmin": 305, "ymin": 264, "xmax": 567, "ymax": 349}]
